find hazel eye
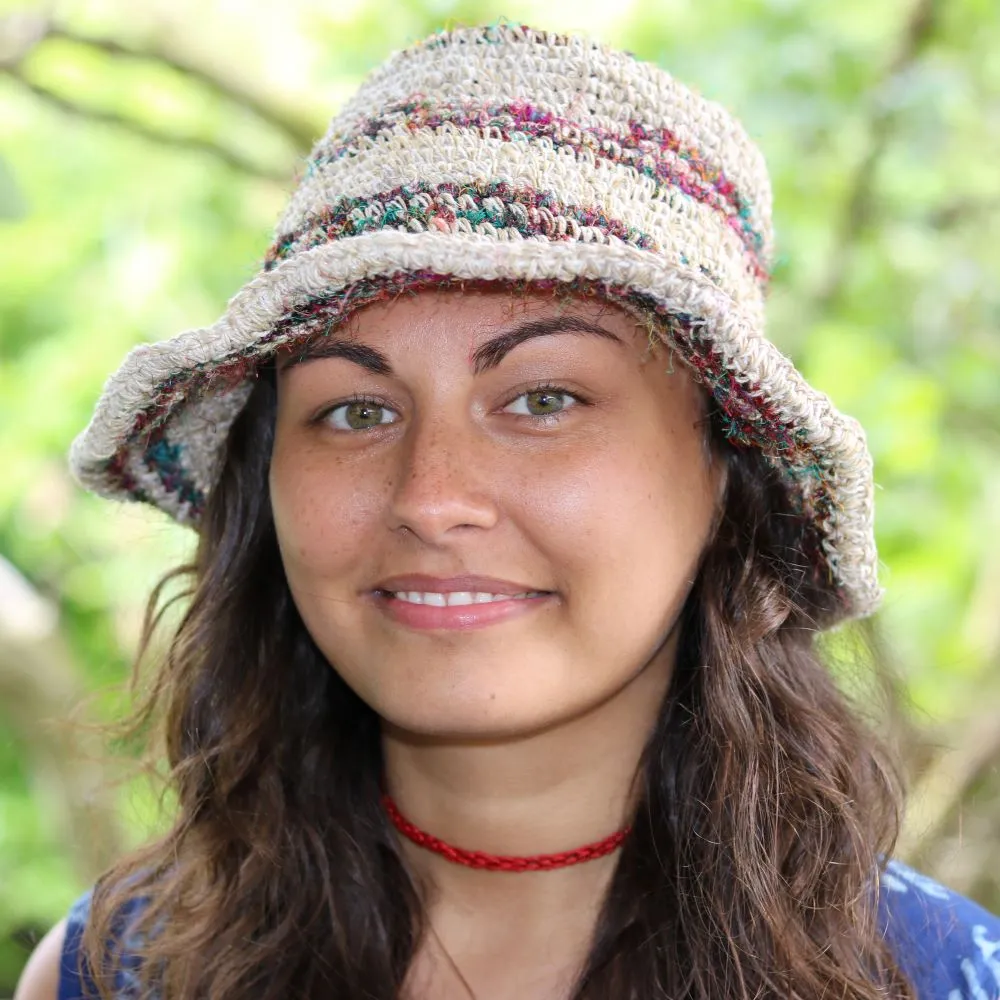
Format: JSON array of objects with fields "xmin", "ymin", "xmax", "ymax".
[
  {"xmin": 505, "ymin": 389, "xmax": 577, "ymax": 418},
  {"xmin": 326, "ymin": 400, "xmax": 399, "ymax": 431}
]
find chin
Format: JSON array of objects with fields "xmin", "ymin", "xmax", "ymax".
[
  {"xmin": 373, "ymin": 691, "xmax": 560, "ymax": 740},
  {"xmin": 381, "ymin": 705, "xmax": 568, "ymax": 742},
  {"xmin": 373, "ymin": 673, "xmax": 614, "ymax": 742}
]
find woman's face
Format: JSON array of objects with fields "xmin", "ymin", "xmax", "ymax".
[{"xmin": 270, "ymin": 288, "xmax": 725, "ymax": 738}]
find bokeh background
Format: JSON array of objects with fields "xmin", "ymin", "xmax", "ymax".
[{"xmin": 1, "ymin": 0, "xmax": 999, "ymax": 992}]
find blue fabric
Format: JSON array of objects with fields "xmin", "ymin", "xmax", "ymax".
[
  {"xmin": 58, "ymin": 890, "xmax": 147, "ymax": 1000},
  {"xmin": 879, "ymin": 861, "xmax": 1000, "ymax": 998},
  {"xmin": 58, "ymin": 860, "xmax": 1000, "ymax": 999}
]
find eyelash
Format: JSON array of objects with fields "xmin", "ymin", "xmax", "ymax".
[{"xmin": 315, "ymin": 383, "xmax": 590, "ymax": 431}]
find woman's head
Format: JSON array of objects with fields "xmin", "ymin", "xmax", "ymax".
[{"xmin": 270, "ymin": 286, "xmax": 726, "ymax": 739}]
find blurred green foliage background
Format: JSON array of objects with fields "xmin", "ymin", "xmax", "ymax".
[{"xmin": 1, "ymin": 0, "xmax": 998, "ymax": 992}]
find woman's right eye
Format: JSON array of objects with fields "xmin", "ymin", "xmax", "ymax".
[{"xmin": 324, "ymin": 399, "xmax": 400, "ymax": 432}]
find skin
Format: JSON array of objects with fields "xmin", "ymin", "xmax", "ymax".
[
  {"xmin": 269, "ymin": 287, "xmax": 727, "ymax": 999},
  {"xmin": 12, "ymin": 920, "xmax": 65, "ymax": 1000}
]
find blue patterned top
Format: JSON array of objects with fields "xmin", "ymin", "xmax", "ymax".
[{"xmin": 58, "ymin": 860, "xmax": 1000, "ymax": 999}]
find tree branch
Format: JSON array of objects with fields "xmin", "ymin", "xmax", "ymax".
[
  {"xmin": 43, "ymin": 23, "xmax": 318, "ymax": 152},
  {"xmin": 1, "ymin": 61, "xmax": 291, "ymax": 183},
  {"xmin": 926, "ymin": 195, "xmax": 1000, "ymax": 229},
  {"xmin": 0, "ymin": 557, "xmax": 125, "ymax": 881},
  {"xmin": 897, "ymin": 696, "xmax": 1000, "ymax": 862},
  {"xmin": 0, "ymin": 10, "xmax": 316, "ymax": 180},
  {"xmin": 813, "ymin": 0, "xmax": 945, "ymax": 309}
]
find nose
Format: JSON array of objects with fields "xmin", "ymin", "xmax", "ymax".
[{"xmin": 386, "ymin": 411, "xmax": 500, "ymax": 543}]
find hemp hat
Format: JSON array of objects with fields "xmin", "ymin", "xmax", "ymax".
[{"xmin": 69, "ymin": 23, "xmax": 881, "ymax": 626}]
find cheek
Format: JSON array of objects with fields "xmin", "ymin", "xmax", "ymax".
[
  {"xmin": 269, "ymin": 440, "xmax": 387, "ymax": 583},
  {"xmin": 524, "ymin": 423, "xmax": 716, "ymax": 607},
  {"xmin": 626, "ymin": 431, "xmax": 717, "ymax": 568}
]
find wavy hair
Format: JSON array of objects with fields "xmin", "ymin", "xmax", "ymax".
[{"xmin": 82, "ymin": 296, "xmax": 913, "ymax": 999}]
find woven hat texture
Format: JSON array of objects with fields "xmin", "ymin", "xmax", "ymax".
[{"xmin": 69, "ymin": 23, "xmax": 881, "ymax": 625}]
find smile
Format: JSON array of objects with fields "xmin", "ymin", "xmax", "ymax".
[
  {"xmin": 372, "ymin": 590, "xmax": 554, "ymax": 631},
  {"xmin": 387, "ymin": 591, "xmax": 547, "ymax": 606}
]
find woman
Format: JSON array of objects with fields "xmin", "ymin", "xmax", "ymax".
[{"xmin": 15, "ymin": 23, "xmax": 1000, "ymax": 1000}]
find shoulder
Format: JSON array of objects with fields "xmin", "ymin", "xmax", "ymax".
[
  {"xmin": 881, "ymin": 859, "xmax": 1000, "ymax": 999},
  {"xmin": 17, "ymin": 889, "xmax": 151, "ymax": 1000},
  {"xmin": 13, "ymin": 918, "xmax": 67, "ymax": 1000},
  {"xmin": 15, "ymin": 892, "xmax": 101, "ymax": 1000}
]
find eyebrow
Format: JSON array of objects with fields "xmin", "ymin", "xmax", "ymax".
[{"xmin": 278, "ymin": 315, "xmax": 625, "ymax": 378}]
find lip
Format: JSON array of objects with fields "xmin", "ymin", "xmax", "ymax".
[
  {"xmin": 372, "ymin": 574, "xmax": 547, "ymax": 596},
  {"xmin": 371, "ymin": 590, "xmax": 554, "ymax": 631}
]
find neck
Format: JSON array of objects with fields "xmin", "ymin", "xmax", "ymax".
[{"xmin": 380, "ymin": 644, "xmax": 672, "ymax": 920}]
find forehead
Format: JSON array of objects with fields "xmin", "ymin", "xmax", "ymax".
[{"xmin": 350, "ymin": 286, "xmax": 643, "ymax": 330}]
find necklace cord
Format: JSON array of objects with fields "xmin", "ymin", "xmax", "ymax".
[{"xmin": 381, "ymin": 792, "xmax": 632, "ymax": 872}]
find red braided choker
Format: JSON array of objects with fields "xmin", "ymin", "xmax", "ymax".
[{"xmin": 381, "ymin": 793, "xmax": 632, "ymax": 872}]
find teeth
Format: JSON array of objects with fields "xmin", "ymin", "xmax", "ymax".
[{"xmin": 392, "ymin": 591, "xmax": 542, "ymax": 606}]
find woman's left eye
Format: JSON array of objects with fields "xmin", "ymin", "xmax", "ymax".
[
  {"xmin": 324, "ymin": 399, "xmax": 399, "ymax": 431},
  {"xmin": 503, "ymin": 389, "xmax": 580, "ymax": 418}
]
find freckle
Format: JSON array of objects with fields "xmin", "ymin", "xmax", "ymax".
[{"xmin": 489, "ymin": 692, "xmax": 496, "ymax": 700}]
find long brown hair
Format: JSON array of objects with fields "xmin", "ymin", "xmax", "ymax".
[{"xmin": 82, "ymin": 297, "xmax": 914, "ymax": 999}]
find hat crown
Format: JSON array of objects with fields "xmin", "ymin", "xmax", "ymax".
[{"xmin": 268, "ymin": 24, "xmax": 773, "ymax": 324}]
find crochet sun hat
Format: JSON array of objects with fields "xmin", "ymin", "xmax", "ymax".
[{"xmin": 69, "ymin": 23, "xmax": 881, "ymax": 627}]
